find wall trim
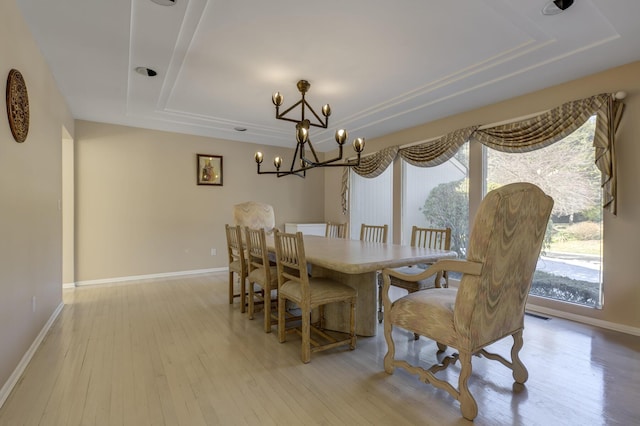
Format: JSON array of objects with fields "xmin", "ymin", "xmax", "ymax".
[
  {"xmin": 0, "ymin": 302, "xmax": 64, "ymax": 409},
  {"xmin": 74, "ymin": 267, "xmax": 227, "ymax": 287},
  {"xmin": 526, "ymin": 304, "xmax": 640, "ymax": 336}
]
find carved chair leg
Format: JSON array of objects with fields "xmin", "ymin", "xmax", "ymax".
[
  {"xmin": 458, "ymin": 351, "xmax": 478, "ymax": 421},
  {"xmin": 383, "ymin": 321, "xmax": 396, "ymax": 374},
  {"xmin": 511, "ymin": 330, "xmax": 529, "ymax": 384},
  {"xmin": 407, "ymin": 288, "xmax": 420, "ymax": 340}
]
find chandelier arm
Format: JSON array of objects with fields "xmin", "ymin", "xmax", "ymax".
[
  {"xmin": 276, "ymin": 99, "xmax": 304, "ymax": 120},
  {"xmin": 302, "ymin": 99, "xmax": 328, "ymax": 128},
  {"xmin": 301, "ymin": 152, "xmax": 361, "ymax": 168},
  {"xmin": 304, "ymin": 140, "xmax": 322, "ymax": 163}
]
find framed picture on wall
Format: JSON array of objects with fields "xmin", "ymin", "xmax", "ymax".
[{"xmin": 196, "ymin": 154, "xmax": 223, "ymax": 186}]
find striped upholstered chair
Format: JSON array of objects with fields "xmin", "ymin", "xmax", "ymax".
[{"xmin": 381, "ymin": 182, "xmax": 553, "ymax": 420}]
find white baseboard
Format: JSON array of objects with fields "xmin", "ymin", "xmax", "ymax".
[
  {"xmin": 526, "ymin": 304, "xmax": 640, "ymax": 336},
  {"xmin": 62, "ymin": 282, "xmax": 75, "ymax": 289},
  {"xmin": 0, "ymin": 302, "xmax": 64, "ymax": 409},
  {"xmin": 73, "ymin": 267, "xmax": 227, "ymax": 287}
]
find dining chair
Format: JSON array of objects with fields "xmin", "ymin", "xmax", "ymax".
[
  {"xmin": 325, "ymin": 222, "xmax": 347, "ymax": 239},
  {"xmin": 274, "ymin": 230, "xmax": 357, "ymax": 363},
  {"xmin": 359, "ymin": 223, "xmax": 388, "ymax": 243},
  {"xmin": 244, "ymin": 227, "xmax": 278, "ymax": 332},
  {"xmin": 225, "ymin": 224, "xmax": 247, "ymax": 312},
  {"xmin": 377, "ymin": 226, "xmax": 451, "ymax": 326},
  {"xmin": 381, "ymin": 182, "xmax": 553, "ymax": 420}
]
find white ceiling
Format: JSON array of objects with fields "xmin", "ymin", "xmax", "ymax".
[{"xmin": 15, "ymin": 0, "xmax": 640, "ymax": 151}]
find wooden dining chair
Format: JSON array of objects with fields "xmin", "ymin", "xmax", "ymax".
[
  {"xmin": 325, "ymin": 222, "xmax": 347, "ymax": 239},
  {"xmin": 225, "ymin": 224, "xmax": 247, "ymax": 312},
  {"xmin": 381, "ymin": 183, "xmax": 553, "ymax": 420},
  {"xmin": 360, "ymin": 223, "xmax": 388, "ymax": 243},
  {"xmin": 274, "ymin": 230, "xmax": 357, "ymax": 363},
  {"xmin": 377, "ymin": 226, "xmax": 451, "ymax": 326},
  {"xmin": 244, "ymin": 227, "xmax": 278, "ymax": 332}
]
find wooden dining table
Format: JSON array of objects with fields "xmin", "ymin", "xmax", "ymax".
[{"xmin": 267, "ymin": 234, "xmax": 457, "ymax": 336}]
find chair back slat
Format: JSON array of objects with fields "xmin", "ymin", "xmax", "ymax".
[
  {"xmin": 325, "ymin": 222, "xmax": 347, "ymax": 238},
  {"xmin": 245, "ymin": 227, "xmax": 269, "ymax": 273},
  {"xmin": 274, "ymin": 230, "xmax": 309, "ymax": 298},
  {"xmin": 225, "ymin": 224, "xmax": 245, "ymax": 265},
  {"xmin": 360, "ymin": 224, "xmax": 388, "ymax": 243},
  {"xmin": 411, "ymin": 226, "xmax": 451, "ymax": 250}
]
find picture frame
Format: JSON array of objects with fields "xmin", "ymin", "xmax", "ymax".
[{"xmin": 196, "ymin": 154, "xmax": 223, "ymax": 186}]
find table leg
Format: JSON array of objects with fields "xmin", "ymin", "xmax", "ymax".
[{"xmin": 311, "ymin": 266, "xmax": 377, "ymax": 337}]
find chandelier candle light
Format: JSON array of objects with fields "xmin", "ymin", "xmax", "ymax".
[{"xmin": 254, "ymin": 79, "xmax": 365, "ymax": 177}]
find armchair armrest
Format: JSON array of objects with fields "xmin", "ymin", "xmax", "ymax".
[
  {"xmin": 383, "ymin": 259, "xmax": 482, "ymax": 283},
  {"xmin": 381, "ymin": 260, "xmax": 483, "ymax": 317}
]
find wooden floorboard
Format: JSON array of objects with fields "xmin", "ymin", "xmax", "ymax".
[{"xmin": 1, "ymin": 272, "xmax": 639, "ymax": 425}]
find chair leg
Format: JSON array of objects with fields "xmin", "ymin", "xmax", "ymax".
[
  {"xmin": 278, "ymin": 294, "xmax": 286, "ymax": 343},
  {"xmin": 301, "ymin": 306, "xmax": 311, "ymax": 363},
  {"xmin": 511, "ymin": 330, "xmax": 529, "ymax": 384},
  {"xmin": 240, "ymin": 276, "xmax": 246, "ymax": 313},
  {"xmin": 377, "ymin": 279, "xmax": 384, "ymax": 324},
  {"xmin": 248, "ymin": 281, "xmax": 255, "ymax": 320},
  {"xmin": 383, "ymin": 319, "xmax": 396, "ymax": 374},
  {"xmin": 407, "ymin": 288, "xmax": 420, "ymax": 340},
  {"xmin": 228, "ymin": 272, "xmax": 234, "ymax": 304},
  {"xmin": 263, "ymin": 285, "xmax": 272, "ymax": 333},
  {"xmin": 458, "ymin": 351, "xmax": 478, "ymax": 421},
  {"xmin": 349, "ymin": 298, "xmax": 357, "ymax": 350}
]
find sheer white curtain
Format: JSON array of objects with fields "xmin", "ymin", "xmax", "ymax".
[{"xmin": 349, "ymin": 166, "xmax": 393, "ymax": 240}]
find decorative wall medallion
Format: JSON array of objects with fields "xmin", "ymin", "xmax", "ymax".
[{"xmin": 6, "ymin": 69, "xmax": 30, "ymax": 143}]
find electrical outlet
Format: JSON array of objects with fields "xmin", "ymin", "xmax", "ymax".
[{"xmin": 211, "ymin": 248, "xmax": 217, "ymax": 256}]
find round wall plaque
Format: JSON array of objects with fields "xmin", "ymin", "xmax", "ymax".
[{"xmin": 6, "ymin": 69, "xmax": 30, "ymax": 143}]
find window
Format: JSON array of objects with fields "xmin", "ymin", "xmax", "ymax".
[
  {"xmin": 349, "ymin": 165, "xmax": 393, "ymax": 240},
  {"xmin": 402, "ymin": 143, "xmax": 469, "ymax": 256},
  {"xmin": 484, "ymin": 117, "xmax": 602, "ymax": 307}
]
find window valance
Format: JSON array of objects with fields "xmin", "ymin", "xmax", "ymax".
[{"xmin": 341, "ymin": 93, "xmax": 624, "ymax": 215}]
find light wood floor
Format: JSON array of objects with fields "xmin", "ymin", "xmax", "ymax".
[{"xmin": 1, "ymin": 272, "xmax": 639, "ymax": 426}]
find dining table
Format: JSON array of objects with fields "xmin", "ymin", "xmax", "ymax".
[{"xmin": 267, "ymin": 234, "xmax": 458, "ymax": 336}]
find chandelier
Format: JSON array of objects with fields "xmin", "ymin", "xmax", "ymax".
[{"xmin": 254, "ymin": 79, "xmax": 365, "ymax": 177}]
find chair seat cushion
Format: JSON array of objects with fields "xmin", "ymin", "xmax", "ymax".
[
  {"xmin": 248, "ymin": 265, "xmax": 278, "ymax": 286},
  {"xmin": 280, "ymin": 277, "xmax": 356, "ymax": 306},
  {"xmin": 389, "ymin": 288, "xmax": 458, "ymax": 347},
  {"xmin": 229, "ymin": 260, "xmax": 243, "ymax": 274}
]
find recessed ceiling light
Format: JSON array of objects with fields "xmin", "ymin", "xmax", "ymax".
[
  {"xmin": 135, "ymin": 67, "xmax": 157, "ymax": 77},
  {"xmin": 234, "ymin": 127, "xmax": 247, "ymax": 132},
  {"xmin": 150, "ymin": 0, "xmax": 176, "ymax": 6},
  {"xmin": 542, "ymin": 0, "xmax": 574, "ymax": 15}
]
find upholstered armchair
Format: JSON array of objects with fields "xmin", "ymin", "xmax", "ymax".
[{"xmin": 381, "ymin": 182, "xmax": 553, "ymax": 420}]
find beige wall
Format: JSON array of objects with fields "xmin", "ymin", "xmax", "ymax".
[
  {"xmin": 325, "ymin": 61, "xmax": 640, "ymax": 331},
  {"xmin": 74, "ymin": 121, "xmax": 324, "ymax": 282},
  {"xmin": 0, "ymin": 0, "xmax": 74, "ymax": 394}
]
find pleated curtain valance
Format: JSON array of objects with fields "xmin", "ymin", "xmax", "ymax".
[{"xmin": 341, "ymin": 93, "xmax": 624, "ymax": 215}]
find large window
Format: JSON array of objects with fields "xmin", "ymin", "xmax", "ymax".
[
  {"xmin": 484, "ymin": 117, "xmax": 603, "ymax": 307},
  {"xmin": 402, "ymin": 143, "xmax": 469, "ymax": 256},
  {"xmin": 349, "ymin": 165, "xmax": 393, "ymax": 240}
]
